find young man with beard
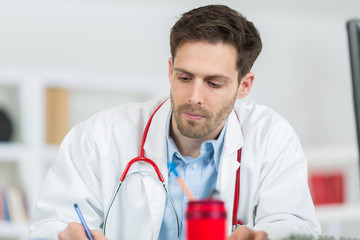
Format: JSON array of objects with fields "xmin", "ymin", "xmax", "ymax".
[{"xmin": 29, "ymin": 4, "xmax": 321, "ymax": 240}]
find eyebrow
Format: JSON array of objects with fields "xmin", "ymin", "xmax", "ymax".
[{"xmin": 173, "ymin": 68, "xmax": 232, "ymax": 81}]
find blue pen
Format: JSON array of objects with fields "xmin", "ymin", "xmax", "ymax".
[{"xmin": 74, "ymin": 203, "xmax": 94, "ymax": 240}]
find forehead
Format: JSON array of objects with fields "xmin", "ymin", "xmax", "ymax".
[{"xmin": 173, "ymin": 41, "xmax": 238, "ymax": 77}]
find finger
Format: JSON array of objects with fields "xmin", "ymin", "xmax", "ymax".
[
  {"xmin": 227, "ymin": 226, "xmax": 254, "ymax": 240},
  {"xmin": 254, "ymin": 231, "xmax": 269, "ymax": 240},
  {"xmin": 91, "ymin": 230, "xmax": 108, "ymax": 240},
  {"xmin": 58, "ymin": 222, "xmax": 88, "ymax": 240}
]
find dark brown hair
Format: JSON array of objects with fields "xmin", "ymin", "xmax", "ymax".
[{"xmin": 170, "ymin": 5, "xmax": 262, "ymax": 81}]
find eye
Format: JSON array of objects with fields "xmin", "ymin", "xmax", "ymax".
[
  {"xmin": 179, "ymin": 76, "xmax": 191, "ymax": 81},
  {"xmin": 177, "ymin": 73, "xmax": 192, "ymax": 82},
  {"xmin": 207, "ymin": 81, "xmax": 223, "ymax": 88}
]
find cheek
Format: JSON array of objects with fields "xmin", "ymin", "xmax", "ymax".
[
  {"xmin": 171, "ymin": 83, "xmax": 188, "ymax": 99},
  {"xmin": 170, "ymin": 86, "xmax": 183, "ymax": 107},
  {"xmin": 214, "ymin": 91, "xmax": 237, "ymax": 109}
]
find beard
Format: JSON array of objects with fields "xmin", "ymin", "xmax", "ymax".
[{"xmin": 170, "ymin": 92, "xmax": 237, "ymax": 139}]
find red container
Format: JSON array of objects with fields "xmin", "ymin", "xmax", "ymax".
[{"xmin": 186, "ymin": 199, "xmax": 227, "ymax": 240}]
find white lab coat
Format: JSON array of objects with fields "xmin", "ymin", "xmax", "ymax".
[{"xmin": 29, "ymin": 97, "xmax": 321, "ymax": 240}]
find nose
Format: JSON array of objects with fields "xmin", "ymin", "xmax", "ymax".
[{"xmin": 188, "ymin": 79, "xmax": 204, "ymax": 105}]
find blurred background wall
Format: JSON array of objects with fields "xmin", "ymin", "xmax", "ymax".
[{"xmin": 0, "ymin": 0, "xmax": 359, "ymax": 149}]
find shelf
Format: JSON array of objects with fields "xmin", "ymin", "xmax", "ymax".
[
  {"xmin": 315, "ymin": 203, "xmax": 360, "ymax": 222},
  {"xmin": 0, "ymin": 143, "xmax": 26, "ymax": 162},
  {"xmin": 0, "ymin": 69, "xmax": 169, "ymax": 96},
  {"xmin": 0, "ymin": 77, "xmax": 24, "ymax": 86},
  {"xmin": 0, "ymin": 221, "xmax": 29, "ymax": 239},
  {"xmin": 306, "ymin": 144, "xmax": 360, "ymax": 203},
  {"xmin": 43, "ymin": 144, "xmax": 59, "ymax": 163},
  {"xmin": 304, "ymin": 143, "xmax": 359, "ymax": 168}
]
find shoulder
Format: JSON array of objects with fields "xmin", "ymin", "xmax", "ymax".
[
  {"xmin": 234, "ymin": 101, "xmax": 290, "ymax": 127},
  {"xmin": 234, "ymin": 102, "xmax": 307, "ymax": 172},
  {"xmin": 234, "ymin": 100, "xmax": 300, "ymax": 148}
]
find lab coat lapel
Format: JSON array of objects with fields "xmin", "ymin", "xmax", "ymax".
[
  {"xmin": 142, "ymin": 98, "xmax": 171, "ymax": 238},
  {"xmin": 216, "ymin": 110, "xmax": 243, "ymax": 232},
  {"xmin": 142, "ymin": 176, "xmax": 166, "ymax": 240}
]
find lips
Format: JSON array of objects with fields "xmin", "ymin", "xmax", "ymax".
[{"xmin": 183, "ymin": 112, "xmax": 206, "ymax": 121}]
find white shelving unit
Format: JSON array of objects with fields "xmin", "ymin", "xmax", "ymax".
[
  {"xmin": 0, "ymin": 222, "xmax": 29, "ymax": 240},
  {"xmin": 304, "ymin": 144, "xmax": 360, "ymax": 237},
  {"xmin": 0, "ymin": 69, "xmax": 168, "ymax": 240}
]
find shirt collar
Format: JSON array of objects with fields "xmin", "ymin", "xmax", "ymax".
[{"xmin": 165, "ymin": 109, "xmax": 227, "ymax": 171}]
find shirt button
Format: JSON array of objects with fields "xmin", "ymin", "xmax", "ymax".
[
  {"xmin": 207, "ymin": 158, "xmax": 211, "ymax": 163},
  {"xmin": 192, "ymin": 163, "xmax": 199, "ymax": 170}
]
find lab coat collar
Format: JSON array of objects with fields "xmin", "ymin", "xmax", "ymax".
[
  {"xmin": 223, "ymin": 109, "xmax": 244, "ymax": 154},
  {"xmin": 217, "ymin": 109, "xmax": 244, "ymax": 233},
  {"xmin": 217, "ymin": 110, "xmax": 243, "ymax": 193},
  {"xmin": 141, "ymin": 99, "xmax": 244, "ymax": 189},
  {"xmin": 141, "ymin": 98, "xmax": 245, "ymax": 237}
]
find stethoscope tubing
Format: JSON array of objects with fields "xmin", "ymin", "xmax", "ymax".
[
  {"xmin": 103, "ymin": 169, "xmax": 180, "ymax": 240},
  {"xmin": 103, "ymin": 99, "xmax": 180, "ymax": 239},
  {"xmin": 102, "ymin": 98, "xmax": 241, "ymax": 238}
]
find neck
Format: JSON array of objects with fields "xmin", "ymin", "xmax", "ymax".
[{"xmin": 170, "ymin": 115, "xmax": 224, "ymax": 158}]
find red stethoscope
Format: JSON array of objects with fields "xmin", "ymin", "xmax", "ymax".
[{"xmin": 103, "ymin": 99, "xmax": 242, "ymax": 238}]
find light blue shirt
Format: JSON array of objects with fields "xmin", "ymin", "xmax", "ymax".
[{"xmin": 158, "ymin": 110, "xmax": 227, "ymax": 240}]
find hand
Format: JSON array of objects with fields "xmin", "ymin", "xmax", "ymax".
[
  {"xmin": 58, "ymin": 222, "xmax": 108, "ymax": 240},
  {"xmin": 227, "ymin": 226, "xmax": 269, "ymax": 240}
]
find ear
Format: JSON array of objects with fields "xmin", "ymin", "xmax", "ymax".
[
  {"xmin": 168, "ymin": 57, "xmax": 174, "ymax": 84},
  {"xmin": 237, "ymin": 72, "xmax": 255, "ymax": 99}
]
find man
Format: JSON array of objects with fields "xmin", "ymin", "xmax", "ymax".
[{"xmin": 29, "ymin": 4, "xmax": 321, "ymax": 240}]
